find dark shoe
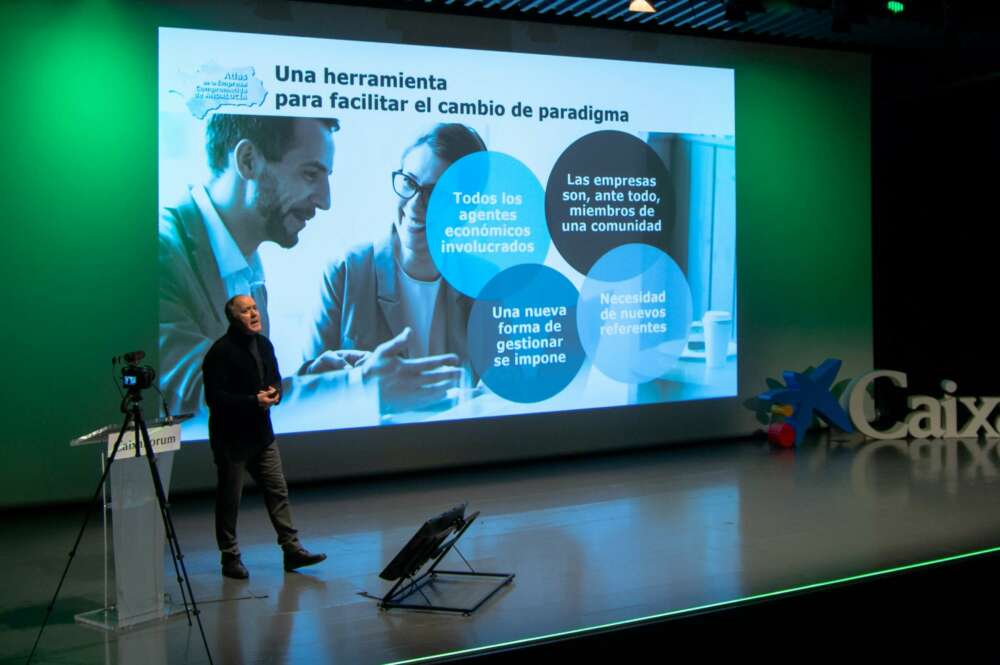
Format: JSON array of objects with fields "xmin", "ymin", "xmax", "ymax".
[
  {"xmin": 283, "ymin": 547, "xmax": 326, "ymax": 571},
  {"xmin": 221, "ymin": 555, "xmax": 249, "ymax": 580}
]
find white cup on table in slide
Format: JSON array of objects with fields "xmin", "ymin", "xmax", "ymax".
[{"xmin": 702, "ymin": 310, "xmax": 732, "ymax": 368}]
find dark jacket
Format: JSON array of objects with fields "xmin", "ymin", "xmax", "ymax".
[{"xmin": 203, "ymin": 324, "xmax": 282, "ymax": 456}]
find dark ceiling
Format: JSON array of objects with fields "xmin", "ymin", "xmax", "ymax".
[{"xmin": 351, "ymin": 0, "xmax": 1000, "ymax": 54}]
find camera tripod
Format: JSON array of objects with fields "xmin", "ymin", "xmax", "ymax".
[{"xmin": 27, "ymin": 390, "xmax": 213, "ymax": 665}]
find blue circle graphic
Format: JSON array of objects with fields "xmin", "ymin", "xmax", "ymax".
[
  {"xmin": 468, "ymin": 264, "xmax": 584, "ymax": 403},
  {"xmin": 427, "ymin": 151, "xmax": 549, "ymax": 298},
  {"xmin": 578, "ymin": 244, "xmax": 692, "ymax": 384}
]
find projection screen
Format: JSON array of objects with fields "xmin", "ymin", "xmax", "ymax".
[{"xmin": 159, "ymin": 26, "xmax": 737, "ymax": 443}]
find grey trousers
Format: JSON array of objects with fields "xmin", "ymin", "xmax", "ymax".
[{"xmin": 213, "ymin": 441, "xmax": 300, "ymax": 558}]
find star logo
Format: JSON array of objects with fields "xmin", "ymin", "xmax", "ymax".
[{"xmin": 759, "ymin": 358, "xmax": 854, "ymax": 445}]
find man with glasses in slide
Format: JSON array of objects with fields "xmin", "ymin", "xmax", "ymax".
[{"xmin": 302, "ymin": 123, "xmax": 486, "ymax": 412}]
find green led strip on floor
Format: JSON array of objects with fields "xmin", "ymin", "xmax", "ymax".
[{"xmin": 386, "ymin": 545, "xmax": 1000, "ymax": 664}]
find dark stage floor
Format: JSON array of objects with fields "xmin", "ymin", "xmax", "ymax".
[{"xmin": 4, "ymin": 431, "xmax": 1000, "ymax": 664}]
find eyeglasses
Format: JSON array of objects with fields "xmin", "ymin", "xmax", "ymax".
[{"xmin": 392, "ymin": 170, "xmax": 435, "ymax": 201}]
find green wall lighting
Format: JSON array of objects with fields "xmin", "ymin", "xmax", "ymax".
[{"xmin": 887, "ymin": 1, "xmax": 904, "ymax": 14}]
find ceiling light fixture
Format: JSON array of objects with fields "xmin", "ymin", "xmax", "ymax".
[{"xmin": 628, "ymin": 0, "xmax": 657, "ymax": 13}]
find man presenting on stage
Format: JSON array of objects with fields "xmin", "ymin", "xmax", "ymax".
[{"xmin": 203, "ymin": 294, "xmax": 326, "ymax": 579}]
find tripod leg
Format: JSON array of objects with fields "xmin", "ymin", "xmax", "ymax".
[
  {"xmin": 26, "ymin": 411, "xmax": 132, "ymax": 665},
  {"xmin": 136, "ymin": 410, "xmax": 215, "ymax": 665},
  {"xmin": 135, "ymin": 417, "xmax": 193, "ymax": 625}
]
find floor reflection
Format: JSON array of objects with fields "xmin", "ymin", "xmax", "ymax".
[{"xmin": 5, "ymin": 432, "xmax": 1000, "ymax": 664}]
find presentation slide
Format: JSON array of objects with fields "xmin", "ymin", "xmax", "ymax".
[{"xmin": 158, "ymin": 27, "xmax": 736, "ymax": 440}]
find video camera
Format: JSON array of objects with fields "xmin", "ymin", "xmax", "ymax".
[{"xmin": 118, "ymin": 350, "xmax": 156, "ymax": 393}]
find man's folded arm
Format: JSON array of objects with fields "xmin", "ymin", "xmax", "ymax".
[{"xmin": 202, "ymin": 352, "xmax": 256, "ymax": 411}]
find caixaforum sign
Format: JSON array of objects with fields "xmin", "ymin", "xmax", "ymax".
[
  {"xmin": 106, "ymin": 424, "xmax": 181, "ymax": 461},
  {"xmin": 846, "ymin": 370, "xmax": 1000, "ymax": 440}
]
